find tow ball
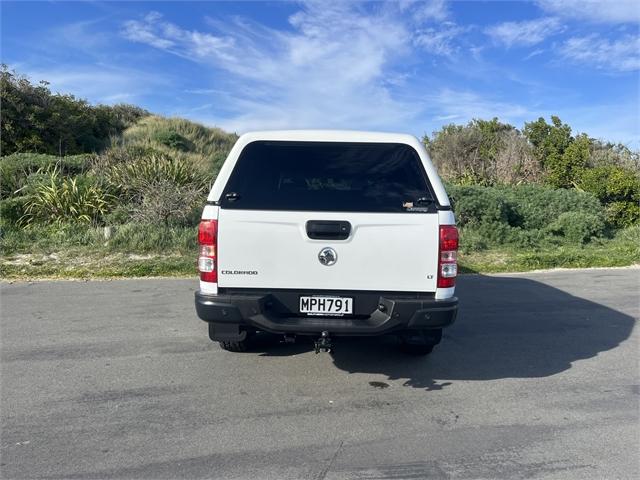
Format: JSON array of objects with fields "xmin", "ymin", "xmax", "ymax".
[{"xmin": 314, "ymin": 331, "xmax": 332, "ymax": 354}]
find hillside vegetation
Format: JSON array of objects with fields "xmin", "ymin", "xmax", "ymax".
[{"xmin": 1, "ymin": 67, "xmax": 638, "ymax": 278}]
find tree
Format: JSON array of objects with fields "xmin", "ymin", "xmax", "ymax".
[
  {"xmin": 546, "ymin": 133, "xmax": 591, "ymax": 188},
  {"xmin": 524, "ymin": 115, "xmax": 589, "ymax": 188},
  {"xmin": 523, "ymin": 116, "xmax": 572, "ymax": 167}
]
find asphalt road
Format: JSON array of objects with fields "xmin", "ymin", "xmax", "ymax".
[{"xmin": 1, "ymin": 269, "xmax": 638, "ymax": 480}]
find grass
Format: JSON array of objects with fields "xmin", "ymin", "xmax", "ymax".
[
  {"xmin": 459, "ymin": 226, "xmax": 640, "ymax": 273},
  {"xmin": 1, "ymin": 224, "xmax": 638, "ymax": 280},
  {"xmin": 0, "ymin": 252, "xmax": 195, "ymax": 279},
  {"xmin": 114, "ymin": 115, "xmax": 237, "ymax": 175}
]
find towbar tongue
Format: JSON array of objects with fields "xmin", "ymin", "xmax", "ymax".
[{"xmin": 314, "ymin": 331, "xmax": 332, "ymax": 354}]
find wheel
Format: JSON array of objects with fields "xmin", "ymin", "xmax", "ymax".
[
  {"xmin": 218, "ymin": 339, "xmax": 250, "ymax": 352},
  {"xmin": 398, "ymin": 329, "xmax": 442, "ymax": 355}
]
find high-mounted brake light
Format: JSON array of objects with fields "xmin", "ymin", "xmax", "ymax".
[
  {"xmin": 198, "ymin": 220, "xmax": 218, "ymax": 282},
  {"xmin": 437, "ymin": 225, "xmax": 458, "ymax": 288}
]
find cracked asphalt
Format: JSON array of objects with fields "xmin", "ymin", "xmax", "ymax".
[{"xmin": 1, "ymin": 268, "xmax": 638, "ymax": 479}]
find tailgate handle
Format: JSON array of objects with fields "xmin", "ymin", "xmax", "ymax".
[{"xmin": 306, "ymin": 221, "xmax": 351, "ymax": 240}]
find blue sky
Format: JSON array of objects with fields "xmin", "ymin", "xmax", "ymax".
[{"xmin": 2, "ymin": 1, "xmax": 639, "ymax": 145}]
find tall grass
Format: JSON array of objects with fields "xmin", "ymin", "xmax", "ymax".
[{"xmin": 115, "ymin": 116, "xmax": 237, "ymax": 174}]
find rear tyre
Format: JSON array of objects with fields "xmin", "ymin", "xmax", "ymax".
[
  {"xmin": 398, "ymin": 329, "xmax": 442, "ymax": 356},
  {"xmin": 218, "ymin": 339, "xmax": 250, "ymax": 352}
]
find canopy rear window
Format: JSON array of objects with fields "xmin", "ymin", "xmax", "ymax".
[{"xmin": 220, "ymin": 141, "xmax": 434, "ymax": 212}]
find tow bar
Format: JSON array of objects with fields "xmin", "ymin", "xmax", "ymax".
[{"xmin": 314, "ymin": 331, "xmax": 332, "ymax": 354}]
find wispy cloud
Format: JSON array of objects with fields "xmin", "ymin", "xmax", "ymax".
[
  {"xmin": 410, "ymin": 0, "xmax": 450, "ymax": 23},
  {"xmin": 485, "ymin": 17, "xmax": 564, "ymax": 47},
  {"xmin": 120, "ymin": 3, "xmax": 449, "ymax": 132},
  {"xmin": 524, "ymin": 48, "xmax": 545, "ymax": 61},
  {"xmin": 123, "ymin": 11, "xmax": 235, "ymax": 59},
  {"xmin": 559, "ymin": 34, "xmax": 640, "ymax": 72},
  {"xmin": 414, "ymin": 22, "xmax": 467, "ymax": 56},
  {"xmin": 16, "ymin": 64, "xmax": 171, "ymax": 104},
  {"xmin": 537, "ymin": 0, "xmax": 640, "ymax": 24}
]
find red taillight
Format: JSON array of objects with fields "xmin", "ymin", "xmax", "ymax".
[
  {"xmin": 198, "ymin": 220, "xmax": 217, "ymax": 282},
  {"xmin": 438, "ymin": 225, "xmax": 458, "ymax": 288}
]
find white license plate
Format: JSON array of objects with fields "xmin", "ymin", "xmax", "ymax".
[{"xmin": 299, "ymin": 296, "xmax": 353, "ymax": 316}]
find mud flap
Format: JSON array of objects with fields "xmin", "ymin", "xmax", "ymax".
[{"xmin": 208, "ymin": 323, "xmax": 247, "ymax": 342}]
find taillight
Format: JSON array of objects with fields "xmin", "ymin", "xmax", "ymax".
[
  {"xmin": 198, "ymin": 220, "xmax": 217, "ymax": 282},
  {"xmin": 438, "ymin": 225, "xmax": 458, "ymax": 288}
]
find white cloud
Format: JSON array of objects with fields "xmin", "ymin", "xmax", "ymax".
[
  {"xmin": 17, "ymin": 65, "xmax": 170, "ymax": 104},
  {"xmin": 559, "ymin": 34, "xmax": 640, "ymax": 72},
  {"xmin": 120, "ymin": 4, "xmax": 428, "ymax": 132},
  {"xmin": 123, "ymin": 11, "xmax": 235, "ymax": 59},
  {"xmin": 537, "ymin": 0, "xmax": 640, "ymax": 24},
  {"xmin": 485, "ymin": 17, "xmax": 564, "ymax": 47},
  {"xmin": 414, "ymin": 22, "xmax": 466, "ymax": 56},
  {"xmin": 524, "ymin": 48, "xmax": 545, "ymax": 60},
  {"xmin": 411, "ymin": 0, "xmax": 450, "ymax": 23}
]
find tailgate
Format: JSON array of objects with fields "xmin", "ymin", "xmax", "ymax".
[{"xmin": 217, "ymin": 209, "xmax": 438, "ymax": 292}]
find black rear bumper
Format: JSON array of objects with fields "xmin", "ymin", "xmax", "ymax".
[{"xmin": 195, "ymin": 289, "xmax": 457, "ymax": 339}]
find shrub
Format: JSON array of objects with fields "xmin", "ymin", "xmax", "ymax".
[
  {"xmin": 0, "ymin": 153, "xmax": 91, "ymax": 198},
  {"xmin": 1, "ymin": 66, "xmax": 148, "ymax": 156},
  {"xmin": 0, "ymin": 196, "xmax": 29, "ymax": 224},
  {"xmin": 447, "ymin": 185, "xmax": 514, "ymax": 227},
  {"xmin": 494, "ymin": 184, "xmax": 604, "ymax": 231},
  {"xmin": 20, "ymin": 168, "xmax": 114, "ymax": 225},
  {"xmin": 425, "ymin": 119, "xmax": 541, "ymax": 185},
  {"xmin": 546, "ymin": 212, "xmax": 605, "ymax": 244},
  {"xmin": 605, "ymin": 201, "xmax": 640, "ymax": 228},
  {"xmin": 448, "ymin": 183, "xmax": 608, "ymax": 251},
  {"xmin": 576, "ymin": 165, "xmax": 640, "ymax": 227},
  {"xmin": 545, "ymin": 134, "xmax": 590, "ymax": 188},
  {"xmin": 131, "ymin": 178, "xmax": 203, "ymax": 225},
  {"xmin": 98, "ymin": 152, "xmax": 207, "ymax": 225},
  {"xmin": 103, "ymin": 152, "xmax": 207, "ymax": 197},
  {"xmin": 152, "ymin": 130, "xmax": 192, "ymax": 151}
]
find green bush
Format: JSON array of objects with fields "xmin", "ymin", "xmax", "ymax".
[
  {"xmin": 20, "ymin": 169, "xmax": 114, "ymax": 225},
  {"xmin": 576, "ymin": 165, "xmax": 640, "ymax": 227},
  {"xmin": 494, "ymin": 184, "xmax": 604, "ymax": 231},
  {"xmin": 0, "ymin": 153, "xmax": 91, "ymax": 198},
  {"xmin": 1, "ymin": 66, "xmax": 148, "ymax": 156},
  {"xmin": 447, "ymin": 185, "xmax": 513, "ymax": 227},
  {"xmin": 98, "ymin": 152, "xmax": 207, "ymax": 226},
  {"xmin": 546, "ymin": 212, "xmax": 605, "ymax": 244},
  {"xmin": 0, "ymin": 196, "xmax": 29, "ymax": 224},
  {"xmin": 449, "ymin": 183, "xmax": 608, "ymax": 251},
  {"xmin": 152, "ymin": 130, "xmax": 192, "ymax": 151},
  {"xmin": 605, "ymin": 201, "xmax": 640, "ymax": 228}
]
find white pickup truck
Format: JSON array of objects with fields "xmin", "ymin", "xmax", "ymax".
[{"xmin": 195, "ymin": 130, "xmax": 459, "ymax": 354}]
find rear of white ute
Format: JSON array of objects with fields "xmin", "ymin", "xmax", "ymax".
[{"xmin": 195, "ymin": 130, "xmax": 458, "ymax": 354}]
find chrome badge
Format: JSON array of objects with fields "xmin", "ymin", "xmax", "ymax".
[{"xmin": 318, "ymin": 247, "xmax": 337, "ymax": 266}]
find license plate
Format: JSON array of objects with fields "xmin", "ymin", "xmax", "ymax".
[{"xmin": 299, "ymin": 296, "xmax": 353, "ymax": 316}]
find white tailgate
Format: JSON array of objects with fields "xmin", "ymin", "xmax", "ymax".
[{"xmin": 217, "ymin": 209, "xmax": 439, "ymax": 292}]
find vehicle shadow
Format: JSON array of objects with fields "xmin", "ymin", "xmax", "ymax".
[
  {"xmin": 326, "ymin": 274, "xmax": 635, "ymax": 389},
  {"xmin": 253, "ymin": 274, "xmax": 635, "ymax": 389}
]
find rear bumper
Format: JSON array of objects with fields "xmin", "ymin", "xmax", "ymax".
[{"xmin": 195, "ymin": 289, "xmax": 457, "ymax": 336}]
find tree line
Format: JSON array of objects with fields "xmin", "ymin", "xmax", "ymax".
[
  {"xmin": 1, "ymin": 65, "xmax": 147, "ymax": 156},
  {"xmin": 424, "ymin": 117, "xmax": 639, "ymax": 227}
]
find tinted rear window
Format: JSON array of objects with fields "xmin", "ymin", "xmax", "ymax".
[{"xmin": 221, "ymin": 141, "xmax": 434, "ymax": 212}]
